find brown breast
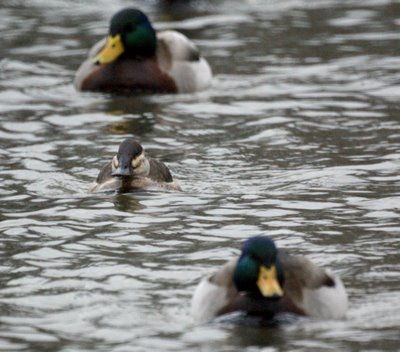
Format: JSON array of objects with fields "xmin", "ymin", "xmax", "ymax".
[{"xmin": 81, "ymin": 58, "xmax": 178, "ymax": 94}]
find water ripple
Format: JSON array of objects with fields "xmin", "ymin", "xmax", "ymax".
[{"xmin": 0, "ymin": 0, "xmax": 399, "ymax": 351}]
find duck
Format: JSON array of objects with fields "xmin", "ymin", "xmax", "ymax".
[
  {"xmin": 90, "ymin": 138, "xmax": 181, "ymax": 193},
  {"xmin": 191, "ymin": 236, "xmax": 348, "ymax": 323},
  {"xmin": 74, "ymin": 8, "xmax": 212, "ymax": 94}
]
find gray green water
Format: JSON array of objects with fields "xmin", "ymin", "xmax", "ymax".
[{"xmin": 0, "ymin": 0, "xmax": 399, "ymax": 351}]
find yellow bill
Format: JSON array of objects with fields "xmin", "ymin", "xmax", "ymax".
[
  {"xmin": 257, "ymin": 265, "xmax": 283, "ymax": 297},
  {"xmin": 94, "ymin": 34, "xmax": 124, "ymax": 64}
]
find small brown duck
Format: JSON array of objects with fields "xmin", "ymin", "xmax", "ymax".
[
  {"xmin": 191, "ymin": 236, "xmax": 348, "ymax": 323},
  {"xmin": 74, "ymin": 8, "xmax": 212, "ymax": 94},
  {"xmin": 90, "ymin": 138, "xmax": 181, "ymax": 193}
]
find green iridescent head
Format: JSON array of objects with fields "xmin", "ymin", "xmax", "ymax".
[
  {"xmin": 95, "ymin": 8, "xmax": 157, "ymax": 64},
  {"xmin": 233, "ymin": 236, "xmax": 284, "ymax": 298}
]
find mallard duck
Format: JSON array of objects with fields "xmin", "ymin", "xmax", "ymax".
[
  {"xmin": 90, "ymin": 138, "xmax": 181, "ymax": 193},
  {"xmin": 191, "ymin": 236, "xmax": 348, "ymax": 323},
  {"xmin": 74, "ymin": 8, "xmax": 212, "ymax": 94}
]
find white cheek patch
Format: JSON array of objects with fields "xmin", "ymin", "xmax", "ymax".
[
  {"xmin": 132, "ymin": 155, "xmax": 150, "ymax": 177},
  {"xmin": 131, "ymin": 152, "xmax": 146, "ymax": 168},
  {"xmin": 112, "ymin": 155, "xmax": 119, "ymax": 170},
  {"xmin": 131, "ymin": 154, "xmax": 143, "ymax": 169}
]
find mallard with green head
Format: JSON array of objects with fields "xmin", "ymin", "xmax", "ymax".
[
  {"xmin": 191, "ymin": 236, "xmax": 348, "ymax": 323},
  {"xmin": 74, "ymin": 8, "xmax": 212, "ymax": 94},
  {"xmin": 90, "ymin": 138, "xmax": 181, "ymax": 193}
]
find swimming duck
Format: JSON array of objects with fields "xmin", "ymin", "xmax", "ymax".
[
  {"xmin": 191, "ymin": 236, "xmax": 348, "ymax": 323},
  {"xmin": 90, "ymin": 138, "xmax": 181, "ymax": 193},
  {"xmin": 74, "ymin": 8, "xmax": 212, "ymax": 94}
]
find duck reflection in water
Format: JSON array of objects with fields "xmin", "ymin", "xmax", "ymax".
[
  {"xmin": 90, "ymin": 138, "xmax": 181, "ymax": 193},
  {"xmin": 112, "ymin": 193, "xmax": 146, "ymax": 213}
]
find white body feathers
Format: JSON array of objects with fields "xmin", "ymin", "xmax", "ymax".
[
  {"xmin": 300, "ymin": 269, "xmax": 348, "ymax": 319},
  {"xmin": 191, "ymin": 276, "xmax": 229, "ymax": 324},
  {"xmin": 157, "ymin": 30, "xmax": 212, "ymax": 93}
]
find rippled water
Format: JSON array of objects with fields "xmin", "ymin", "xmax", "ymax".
[{"xmin": 1, "ymin": 0, "xmax": 400, "ymax": 351}]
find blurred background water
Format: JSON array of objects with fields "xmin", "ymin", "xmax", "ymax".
[{"xmin": 0, "ymin": 0, "xmax": 399, "ymax": 351}]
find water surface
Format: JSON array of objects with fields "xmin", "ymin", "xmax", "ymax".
[{"xmin": 0, "ymin": 0, "xmax": 399, "ymax": 351}]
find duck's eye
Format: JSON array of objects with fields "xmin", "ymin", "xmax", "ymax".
[
  {"xmin": 112, "ymin": 155, "xmax": 119, "ymax": 169},
  {"xmin": 124, "ymin": 23, "xmax": 135, "ymax": 32}
]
